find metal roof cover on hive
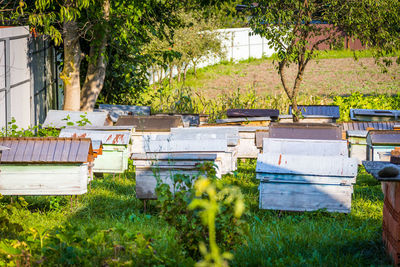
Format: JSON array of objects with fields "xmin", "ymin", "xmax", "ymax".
[
  {"xmin": 227, "ymin": 109, "xmax": 279, "ymax": 118},
  {"xmin": 289, "ymin": 105, "xmax": 340, "ymax": 119},
  {"xmin": 43, "ymin": 110, "xmax": 109, "ymax": 128},
  {"xmin": 59, "ymin": 128, "xmax": 131, "ymax": 145},
  {"xmin": 367, "ymin": 130, "xmax": 400, "ymax": 145},
  {"xmin": 99, "ymin": 104, "xmax": 151, "ymax": 122},
  {"xmin": 115, "ymin": 115, "xmax": 184, "ymax": 131},
  {"xmin": 350, "ymin": 109, "xmax": 400, "ymax": 121},
  {"xmin": 342, "ymin": 121, "xmax": 397, "ymax": 131},
  {"xmin": 0, "ymin": 137, "xmax": 93, "ymax": 163},
  {"xmin": 269, "ymin": 123, "xmax": 342, "ymax": 140}
]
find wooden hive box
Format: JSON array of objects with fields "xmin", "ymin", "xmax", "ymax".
[
  {"xmin": 43, "ymin": 110, "xmax": 110, "ymax": 128},
  {"xmin": 59, "ymin": 127, "xmax": 133, "ymax": 173},
  {"xmin": 98, "ymin": 104, "xmax": 151, "ymax": 123},
  {"xmin": 214, "ymin": 117, "xmax": 271, "ymax": 127},
  {"xmin": 0, "ymin": 137, "xmax": 94, "ymax": 195},
  {"xmin": 116, "ymin": 115, "xmax": 184, "ymax": 153},
  {"xmin": 257, "ymin": 138, "xmax": 357, "ymax": 213},
  {"xmin": 227, "ymin": 109, "xmax": 279, "ymax": 120},
  {"xmin": 132, "ymin": 153, "xmax": 218, "ymax": 199},
  {"xmin": 153, "ymin": 113, "xmax": 200, "ymax": 127},
  {"xmin": 350, "ymin": 108, "xmax": 400, "ymax": 122},
  {"xmin": 280, "ymin": 105, "xmax": 340, "ymax": 123},
  {"xmin": 141, "ymin": 134, "xmax": 235, "ymax": 174},
  {"xmin": 269, "ymin": 122, "xmax": 342, "ymax": 140},
  {"xmin": 346, "ymin": 130, "xmax": 368, "ymax": 164},
  {"xmin": 367, "ymin": 130, "xmax": 400, "ymax": 161}
]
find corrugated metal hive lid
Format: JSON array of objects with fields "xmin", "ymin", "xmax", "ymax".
[
  {"xmin": 227, "ymin": 109, "xmax": 279, "ymax": 118},
  {"xmin": 367, "ymin": 130, "xmax": 400, "ymax": 145},
  {"xmin": 269, "ymin": 123, "xmax": 341, "ymax": 140},
  {"xmin": 289, "ymin": 105, "xmax": 340, "ymax": 119},
  {"xmin": 98, "ymin": 104, "xmax": 151, "ymax": 122},
  {"xmin": 350, "ymin": 108, "xmax": 400, "ymax": 121},
  {"xmin": 115, "ymin": 115, "xmax": 184, "ymax": 131},
  {"xmin": 43, "ymin": 110, "xmax": 109, "ymax": 128},
  {"xmin": 342, "ymin": 121, "xmax": 396, "ymax": 131},
  {"xmin": 59, "ymin": 128, "xmax": 131, "ymax": 145},
  {"xmin": 0, "ymin": 137, "xmax": 93, "ymax": 163}
]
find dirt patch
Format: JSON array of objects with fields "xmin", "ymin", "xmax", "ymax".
[{"xmin": 195, "ymin": 57, "xmax": 400, "ymax": 98}]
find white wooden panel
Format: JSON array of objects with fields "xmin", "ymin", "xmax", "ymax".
[
  {"xmin": 0, "ymin": 91, "xmax": 5, "ymax": 129},
  {"xmin": 256, "ymin": 173, "xmax": 356, "ymax": 185},
  {"xmin": 144, "ymin": 139, "xmax": 228, "ymax": 153},
  {"xmin": 147, "ymin": 133, "xmax": 239, "ymax": 146},
  {"xmin": 237, "ymin": 138, "xmax": 259, "ymax": 158},
  {"xmin": 171, "ymin": 127, "xmax": 239, "ymax": 136},
  {"xmin": 43, "ymin": 110, "xmax": 108, "ymax": 128},
  {"xmin": 263, "ymin": 138, "xmax": 348, "ymax": 157},
  {"xmin": 0, "ymin": 164, "xmax": 88, "ymax": 195},
  {"xmin": 256, "ymin": 153, "xmax": 358, "ymax": 177},
  {"xmin": 10, "ymin": 38, "xmax": 30, "ymax": 84},
  {"xmin": 349, "ymin": 144, "xmax": 367, "ymax": 164},
  {"xmin": 259, "ymin": 182, "xmax": 353, "ymax": 213}
]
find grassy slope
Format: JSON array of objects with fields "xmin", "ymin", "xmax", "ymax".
[{"xmin": 2, "ymin": 161, "xmax": 392, "ymax": 266}]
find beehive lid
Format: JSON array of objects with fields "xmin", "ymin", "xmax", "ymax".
[
  {"xmin": 227, "ymin": 109, "xmax": 279, "ymax": 118},
  {"xmin": 60, "ymin": 128, "xmax": 131, "ymax": 145},
  {"xmin": 341, "ymin": 121, "xmax": 396, "ymax": 131},
  {"xmin": 350, "ymin": 109, "xmax": 400, "ymax": 121},
  {"xmin": 0, "ymin": 137, "xmax": 93, "ymax": 163},
  {"xmin": 99, "ymin": 104, "xmax": 151, "ymax": 122},
  {"xmin": 43, "ymin": 110, "xmax": 109, "ymax": 128},
  {"xmin": 289, "ymin": 105, "xmax": 340, "ymax": 119},
  {"xmin": 346, "ymin": 130, "xmax": 368, "ymax": 138},
  {"xmin": 269, "ymin": 123, "xmax": 342, "ymax": 140},
  {"xmin": 115, "ymin": 115, "xmax": 183, "ymax": 131},
  {"xmin": 367, "ymin": 130, "xmax": 400, "ymax": 145}
]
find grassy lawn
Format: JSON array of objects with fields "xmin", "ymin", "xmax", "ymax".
[{"xmin": 1, "ymin": 160, "xmax": 392, "ymax": 266}]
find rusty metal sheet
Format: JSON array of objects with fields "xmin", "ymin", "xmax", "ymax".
[
  {"xmin": 350, "ymin": 109, "xmax": 400, "ymax": 121},
  {"xmin": 227, "ymin": 109, "xmax": 279, "ymax": 118},
  {"xmin": 0, "ymin": 137, "xmax": 93, "ymax": 163},
  {"xmin": 341, "ymin": 121, "xmax": 396, "ymax": 131},
  {"xmin": 289, "ymin": 105, "xmax": 340, "ymax": 119},
  {"xmin": 115, "ymin": 115, "xmax": 183, "ymax": 131},
  {"xmin": 269, "ymin": 123, "xmax": 342, "ymax": 140},
  {"xmin": 367, "ymin": 130, "xmax": 400, "ymax": 145},
  {"xmin": 99, "ymin": 104, "xmax": 151, "ymax": 122},
  {"xmin": 60, "ymin": 128, "xmax": 130, "ymax": 145}
]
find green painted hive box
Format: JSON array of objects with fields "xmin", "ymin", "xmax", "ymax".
[
  {"xmin": 59, "ymin": 127, "xmax": 133, "ymax": 173},
  {"xmin": 367, "ymin": 130, "xmax": 400, "ymax": 161}
]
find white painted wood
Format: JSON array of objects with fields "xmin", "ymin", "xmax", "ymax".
[
  {"xmin": 256, "ymin": 153, "xmax": 358, "ymax": 177},
  {"xmin": 131, "ymin": 132, "xmax": 170, "ymax": 153},
  {"xmin": 349, "ymin": 144, "xmax": 367, "ymax": 164},
  {"xmin": 0, "ymin": 145, "xmax": 10, "ymax": 151},
  {"xmin": 144, "ymin": 138, "xmax": 228, "ymax": 153},
  {"xmin": 237, "ymin": 138, "xmax": 260, "ymax": 158},
  {"xmin": 256, "ymin": 173, "xmax": 356, "ymax": 185},
  {"xmin": 259, "ymin": 182, "xmax": 353, "ymax": 213},
  {"xmin": 43, "ymin": 110, "xmax": 108, "ymax": 128},
  {"xmin": 131, "ymin": 153, "xmax": 217, "ymax": 161},
  {"xmin": 0, "ymin": 164, "xmax": 88, "ymax": 195},
  {"xmin": 146, "ymin": 133, "xmax": 239, "ymax": 146},
  {"xmin": 171, "ymin": 126, "xmax": 239, "ymax": 136},
  {"xmin": 262, "ymin": 138, "xmax": 348, "ymax": 157},
  {"xmin": 60, "ymin": 128, "xmax": 131, "ymax": 145}
]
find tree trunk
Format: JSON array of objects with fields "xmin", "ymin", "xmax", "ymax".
[
  {"xmin": 183, "ymin": 64, "xmax": 188, "ymax": 83},
  {"xmin": 177, "ymin": 65, "xmax": 182, "ymax": 83},
  {"xmin": 62, "ymin": 20, "xmax": 81, "ymax": 111},
  {"xmin": 169, "ymin": 64, "xmax": 173, "ymax": 86},
  {"xmin": 80, "ymin": 0, "xmax": 110, "ymax": 111}
]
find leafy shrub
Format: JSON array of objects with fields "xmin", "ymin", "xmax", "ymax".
[{"xmin": 154, "ymin": 162, "xmax": 248, "ymax": 259}]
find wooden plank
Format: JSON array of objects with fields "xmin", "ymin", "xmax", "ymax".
[
  {"xmin": 0, "ymin": 164, "xmax": 88, "ymax": 195},
  {"xmin": 256, "ymin": 173, "xmax": 356, "ymax": 185},
  {"xmin": 259, "ymin": 182, "xmax": 353, "ymax": 213},
  {"xmin": 131, "ymin": 153, "xmax": 217, "ymax": 161},
  {"xmin": 147, "ymin": 133, "xmax": 239, "ymax": 146},
  {"xmin": 144, "ymin": 139, "xmax": 228, "ymax": 153},
  {"xmin": 43, "ymin": 110, "xmax": 108, "ymax": 128},
  {"xmin": 256, "ymin": 153, "xmax": 358, "ymax": 177},
  {"xmin": 256, "ymin": 130, "xmax": 269, "ymax": 148},
  {"xmin": 262, "ymin": 138, "xmax": 348, "ymax": 157},
  {"xmin": 227, "ymin": 109, "xmax": 279, "ymax": 118},
  {"xmin": 115, "ymin": 115, "xmax": 183, "ymax": 131},
  {"xmin": 269, "ymin": 122, "xmax": 342, "ymax": 140},
  {"xmin": 237, "ymin": 138, "xmax": 259, "ymax": 158},
  {"xmin": 93, "ymin": 150, "xmax": 128, "ymax": 173},
  {"xmin": 60, "ymin": 128, "xmax": 131, "ymax": 145}
]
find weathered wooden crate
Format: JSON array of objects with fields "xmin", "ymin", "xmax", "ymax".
[
  {"xmin": 257, "ymin": 152, "xmax": 357, "ymax": 213},
  {"xmin": 236, "ymin": 127, "xmax": 268, "ymax": 158},
  {"xmin": 346, "ymin": 130, "xmax": 368, "ymax": 163},
  {"xmin": 350, "ymin": 108, "xmax": 400, "ymax": 122},
  {"xmin": 367, "ymin": 130, "xmax": 400, "ymax": 161},
  {"xmin": 141, "ymin": 135, "xmax": 235, "ymax": 174},
  {"xmin": 269, "ymin": 122, "xmax": 342, "ymax": 140},
  {"xmin": 98, "ymin": 104, "xmax": 150, "ymax": 123},
  {"xmin": 0, "ymin": 137, "xmax": 94, "ymax": 195},
  {"xmin": 215, "ymin": 117, "xmax": 271, "ymax": 126},
  {"xmin": 43, "ymin": 110, "xmax": 110, "ymax": 128},
  {"xmin": 263, "ymin": 138, "xmax": 348, "ymax": 157},
  {"xmin": 132, "ymin": 153, "xmax": 217, "ymax": 199},
  {"xmin": 59, "ymin": 127, "xmax": 133, "ymax": 173}
]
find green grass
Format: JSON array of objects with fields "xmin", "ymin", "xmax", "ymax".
[{"xmin": 1, "ymin": 162, "xmax": 393, "ymax": 266}]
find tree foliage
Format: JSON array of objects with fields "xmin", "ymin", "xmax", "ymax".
[{"xmin": 242, "ymin": 0, "xmax": 400, "ymax": 121}]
